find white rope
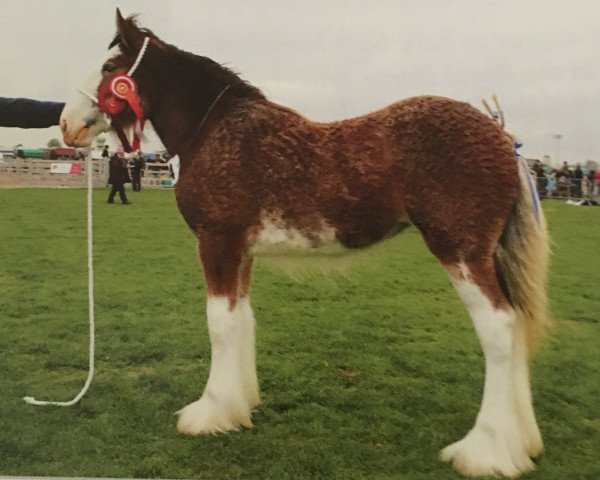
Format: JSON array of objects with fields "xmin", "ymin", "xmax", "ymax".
[
  {"xmin": 127, "ymin": 37, "xmax": 150, "ymax": 76},
  {"xmin": 24, "ymin": 149, "xmax": 95, "ymax": 406},
  {"xmin": 23, "ymin": 40, "xmax": 149, "ymax": 406},
  {"xmin": 77, "ymin": 87, "xmax": 99, "ymax": 105}
]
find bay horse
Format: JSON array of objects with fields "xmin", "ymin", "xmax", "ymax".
[{"xmin": 60, "ymin": 10, "xmax": 550, "ymax": 478}]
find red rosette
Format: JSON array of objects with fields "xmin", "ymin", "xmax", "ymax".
[{"xmin": 110, "ymin": 75, "xmax": 137, "ymax": 99}]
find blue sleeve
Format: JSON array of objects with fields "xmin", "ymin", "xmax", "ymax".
[{"xmin": 0, "ymin": 97, "xmax": 65, "ymax": 128}]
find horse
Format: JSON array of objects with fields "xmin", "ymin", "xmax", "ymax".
[{"xmin": 60, "ymin": 10, "xmax": 550, "ymax": 478}]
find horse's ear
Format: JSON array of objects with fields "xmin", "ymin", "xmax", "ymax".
[{"xmin": 115, "ymin": 8, "xmax": 144, "ymax": 52}]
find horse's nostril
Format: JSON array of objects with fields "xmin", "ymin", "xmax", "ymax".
[{"xmin": 60, "ymin": 118, "xmax": 67, "ymax": 133}]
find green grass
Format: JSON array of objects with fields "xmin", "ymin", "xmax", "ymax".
[{"xmin": 0, "ymin": 189, "xmax": 598, "ymax": 480}]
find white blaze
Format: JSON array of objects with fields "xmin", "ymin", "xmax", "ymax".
[{"xmin": 61, "ymin": 46, "xmax": 122, "ymax": 146}]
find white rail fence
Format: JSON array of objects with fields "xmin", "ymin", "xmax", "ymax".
[{"xmin": 0, "ymin": 158, "xmax": 172, "ymax": 189}]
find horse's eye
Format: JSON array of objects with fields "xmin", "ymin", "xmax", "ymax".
[{"xmin": 102, "ymin": 62, "xmax": 116, "ymax": 73}]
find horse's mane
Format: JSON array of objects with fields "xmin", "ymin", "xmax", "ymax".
[
  {"xmin": 109, "ymin": 16, "xmax": 265, "ymax": 101},
  {"xmin": 166, "ymin": 46, "xmax": 265, "ymax": 100}
]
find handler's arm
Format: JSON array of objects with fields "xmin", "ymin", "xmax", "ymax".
[{"xmin": 0, "ymin": 97, "xmax": 65, "ymax": 128}]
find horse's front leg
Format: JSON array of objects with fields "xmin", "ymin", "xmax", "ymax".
[
  {"xmin": 177, "ymin": 230, "xmax": 257, "ymax": 435},
  {"xmin": 238, "ymin": 257, "xmax": 260, "ymax": 410}
]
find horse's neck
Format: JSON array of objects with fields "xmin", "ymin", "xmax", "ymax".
[
  {"xmin": 148, "ymin": 85, "xmax": 224, "ymax": 157},
  {"xmin": 146, "ymin": 53, "xmax": 260, "ymax": 158}
]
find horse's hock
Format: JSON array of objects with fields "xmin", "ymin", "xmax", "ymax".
[{"xmin": 0, "ymin": 158, "xmax": 172, "ymax": 189}]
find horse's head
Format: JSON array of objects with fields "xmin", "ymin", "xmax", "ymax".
[{"xmin": 61, "ymin": 9, "xmax": 155, "ymax": 151}]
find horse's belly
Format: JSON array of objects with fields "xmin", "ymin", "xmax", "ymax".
[
  {"xmin": 248, "ymin": 216, "xmax": 409, "ymax": 276},
  {"xmin": 249, "ymin": 217, "xmax": 340, "ymax": 255},
  {"xmin": 251, "ymin": 229, "xmax": 361, "ymax": 276}
]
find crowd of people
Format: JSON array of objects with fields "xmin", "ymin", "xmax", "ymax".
[{"xmin": 530, "ymin": 159, "xmax": 600, "ymax": 200}]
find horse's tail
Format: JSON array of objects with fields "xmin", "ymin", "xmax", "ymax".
[{"xmin": 494, "ymin": 158, "xmax": 550, "ymax": 354}]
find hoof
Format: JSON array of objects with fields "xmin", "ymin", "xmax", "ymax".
[
  {"xmin": 176, "ymin": 396, "xmax": 253, "ymax": 435},
  {"xmin": 441, "ymin": 424, "xmax": 536, "ymax": 478}
]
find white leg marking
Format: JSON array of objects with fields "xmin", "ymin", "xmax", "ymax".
[
  {"xmin": 177, "ymin": 297, "xmax": 253, "ymax": 435},
  {"xmin": 441, "ymin": 271, "xmax": 536, "ymax": 477},
  {"xmin": 237, "ymin": 296, "xmax": 260, "ymax": 409},
  {"xmin": 512, "ymin": 324, "xmax": 544, "ymax": 458}
]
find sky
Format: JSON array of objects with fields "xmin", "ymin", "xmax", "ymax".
[{"xmin": 1, "ymin": 0, "xmax": 599, "ymax": 166}]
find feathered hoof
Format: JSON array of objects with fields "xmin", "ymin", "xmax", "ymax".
[
  {"xmin": 441, "ymin": 424, "xmax": 536, "ymax": 478},
  {"xmin": 176, "ymin": 396, "xmax": 253, "ymax": 435}
]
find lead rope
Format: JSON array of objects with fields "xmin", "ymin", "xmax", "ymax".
[{"xmin": 24, "ymin": 149, "xmax": 95, "ymax": 406}]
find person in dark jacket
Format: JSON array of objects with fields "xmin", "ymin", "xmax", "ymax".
[
  {"xmin": 572, "ymin": 164, "xmax": 583, "ymax": 199},
  {"xmin": 0, "ymin": 97, "xmax": 64, "ymax": 128},
  {"xmin": 131, "ymin": 150, "xmax": 146, "ymax": 191},
  {"xmin": 107, "ymin": 147, "xmax": 131, "ymax": 204}
]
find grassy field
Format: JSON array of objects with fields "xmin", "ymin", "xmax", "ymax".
[{"xmin": 0, "ymin": 188, "xmax": 598, "ymax": 480}]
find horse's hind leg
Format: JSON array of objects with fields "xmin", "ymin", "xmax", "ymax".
[
  {"xmin": 177, "ymin": 230, "xmax": 257, "ymax": 435},
  {"xmin": 511, "ymin": 317, "xmax": 543, "ymax": 459},
  {"xmin": 440, "ymin": 259, "xmax": 537, "ymax": 477}
]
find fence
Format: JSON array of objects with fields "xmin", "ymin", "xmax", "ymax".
[
  {"xmin": 536, "ymin": 177, "xmax": 598, "ymax": 200},
  {"xmin": 0, "ymin": 158, "xmax": 172, "ymax": 189}
]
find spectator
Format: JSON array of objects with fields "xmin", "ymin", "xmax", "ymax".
[
  {"xmin": 533, "ymin": 161, "xmax": 547, "ymax": 198},
  {"xmin": 107, "ymin": 147, "xmax": 131, "ymax": 204},
  {"xmin": 572, "ymin": 164, "xmax": 583, "ymax": 198},
  {"xmin": 131, "ymin": 150, "xmax": 145, "ymax": 192},
  {"xmin": 557, "ymin": 174, "xmax": 569, "ymax": 198},
  {"xmin": 587, "ymin": 170, "xmax": 595, "ymax": 182},
  {"xmin": 546, "ymin": 171, "xmax": 557, "ymax": 198},
  {"xmin": 582, "ymin": 175, "xmax": 591, "ymax": 199}
]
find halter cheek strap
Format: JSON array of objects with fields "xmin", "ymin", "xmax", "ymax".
[
  {"xmin": 108, "ymin": 75, "xmax": 145, "ymax": 151},
  {"xmin": 127, "ymin": 37, "xmax": 150, "ymax": 77},
  {"xmin": 81, "ymin": 37, "xmax": 150, "ymax": 152}
]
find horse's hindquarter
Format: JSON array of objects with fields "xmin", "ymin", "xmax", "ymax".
[{"xmin": 391, "ymin": 96, "xmax": 520, "ymax": 262}]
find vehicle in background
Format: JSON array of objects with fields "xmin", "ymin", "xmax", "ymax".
[
  {"xmin": 16, "ymin": 148, "xmax": 47, "ymax": 159},
  {"xmin": 14, "ymin": 147, "xmax": 84, "ymax": 159},
  {"xmin": 0, "ymin": 147, "xmax": 16, "ymax": 159},
  {"xmin": 47, "ymin": 147, "xmax": 84, "ymax": 159}
]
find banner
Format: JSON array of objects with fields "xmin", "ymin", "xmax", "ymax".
[{"xmin": 50, "ymin": 163, "xmax": 82, "ymax": 174}]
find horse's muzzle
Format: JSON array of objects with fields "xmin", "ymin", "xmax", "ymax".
[
  {"xmin": 61, "ymin": 121, "xmax": 92, "ymax": 147},
  {"xmin": 61, "ymin": 113, "xmax": 108, "ymax": 147}
]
